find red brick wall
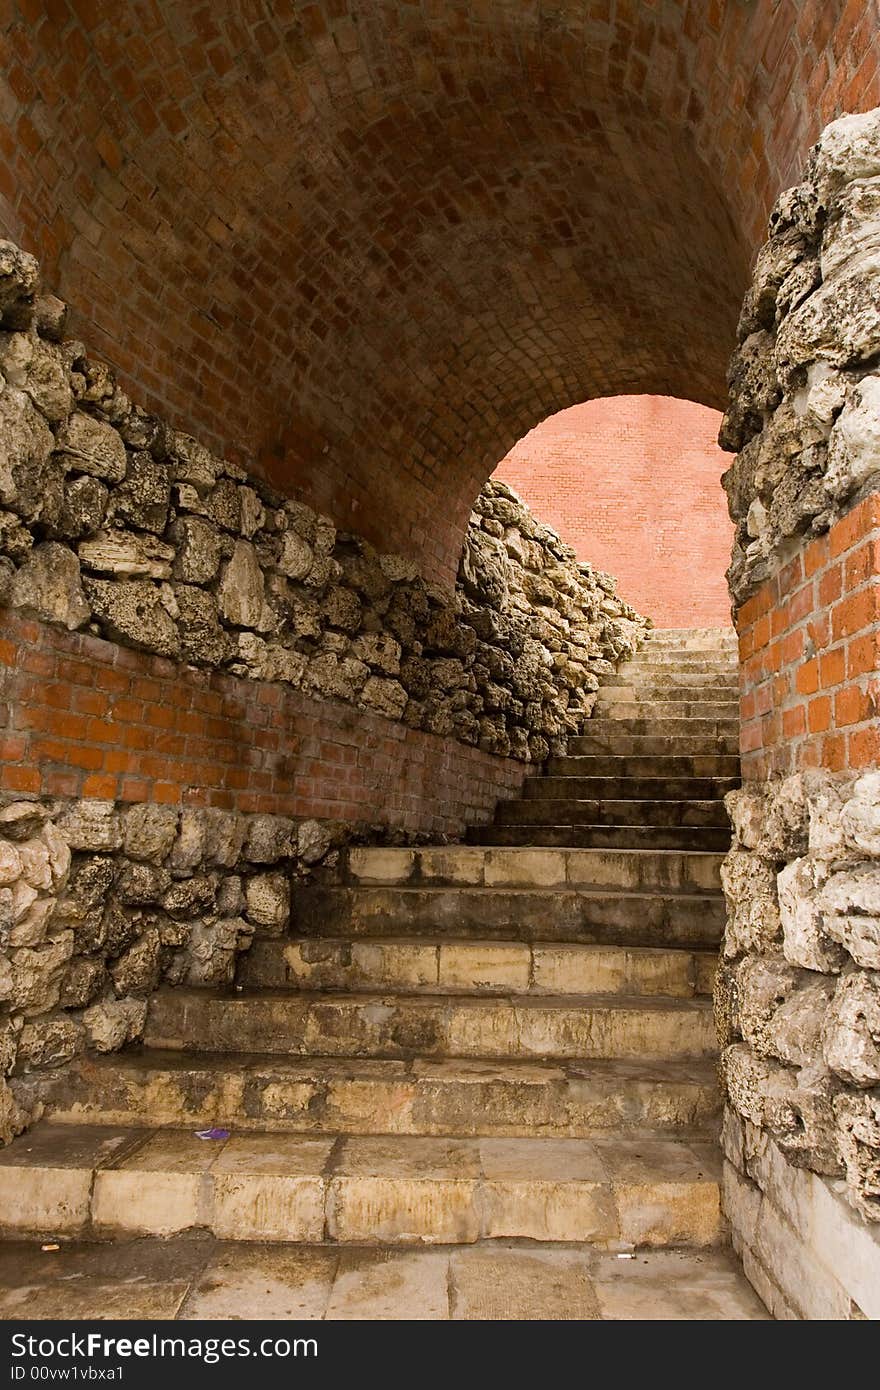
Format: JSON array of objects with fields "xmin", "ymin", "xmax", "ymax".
[
  {"xmin": 494, "ymin": 397, "xmax": 733, "ymax": 630},
  {"xmin": 736, "ymin": 493, "xmax": 880, "ymax": 780},
  {"xmin": 0, "ymin": 611, "xmax": 526, "ymax": 836}
]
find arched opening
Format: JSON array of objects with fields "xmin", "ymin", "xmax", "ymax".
[{"xmin": 492, "ymin": 395, "xmax": 733, "ymax": 629}]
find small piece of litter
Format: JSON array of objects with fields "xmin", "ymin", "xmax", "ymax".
[
  {"xmin": 616, "ymin": 1253, "xmax": 635, "ymax": 1259},
  {"xmin": 194, "ymin": 1127, "xmax": 230, "ymax": 1140},
  {"xmin": 41, "ymin": 1244, "xmax": 59, "ymax": 1252}
]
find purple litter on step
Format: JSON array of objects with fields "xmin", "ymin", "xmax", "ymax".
[{"xmin": 194, "ymin": 1127, "xmax": 230, "ymax": 1140}]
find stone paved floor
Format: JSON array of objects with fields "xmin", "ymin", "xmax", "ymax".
[{"xmin": 0, "ymin": 1236, "xmax": 767, "ymax": 1319}]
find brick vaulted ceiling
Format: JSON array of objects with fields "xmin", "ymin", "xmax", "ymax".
[{"xmin": 1, "ymin": 1, "xmax": 878, "ymax": 581}]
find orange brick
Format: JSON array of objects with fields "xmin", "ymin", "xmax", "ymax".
[
  {"xmin": 821, "ymin": 732, "xmax": 848, "ymax": 771},
  {"xmin": 804, "ymin": 533, "xmax": 830, "ymax": 577},
  {"xmin": 796, "ymin": 658, "xmax": 819, "ymax": 695},
  {"xmin": 818, "ymin": 647, "xmax": 846, "ymax": 689},
  {"xmin": 81, "ymin": 773, "xmax": 119, "ymax": 798},
  {"xmin": 818, "ymin": 563, "xmax": 843, "ymax": 606},
  {"xmin": 835, "ymin": 684, "xmax": 871, "ymax": 727},
  {"xmin": 849, "ymin": 725, "xmax": 880, "ymax": 768},
  {"xmin": 808, "ymin": 694, "xmax": 832, "ymax": 732},
  {"xmin": 845, "ymin": 537, "xmax": 880, "ymax": 588},
  {"xmin": 1, "ymin": 764, "xmax": 41, "ymax": 792},
  {"xmin": 847, "ymin": 630, "xmax": 880, "ymax": 678},
  {"xmin": 832, "ymin": 586, "xmax": 880, "ymax": 640},
  {"xmin": 783, "ymin": 705, "xmax": 807, "ymax": 738}
]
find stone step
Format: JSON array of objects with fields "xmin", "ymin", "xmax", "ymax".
[
  {"xmin": 643, "ymin": 628, "xmax": 737, "ymax": 646},
  {"xmin": 340, "ymin": 845, "xmax": 724, "ymax": 892},
  {"xmin": 292, "ymin": 884, "xmax": 724, "ymax": 948},
  {"xmin": 606, "ymin": 664, "xmax": 739, "ymax": 681},
  {"xmin": 593, "ymin": 701, "xmax": 740, "ymax": 721},
  {"xmin": 599, "ymin": 682, "xmax": 740, "ymax": 700},
  {"xmin": 470, "ymin": 825, "xmax": 733, "ymax": 851},
  {"xmin": 238, "ymin": 937, "xmax": 717, "ymax": 997},
  {"xmin": 546, "ymin": 755, "xmax": 741, "ymax": 778},
  {"xmin": 17, "ymin": 1052, "xmax": 721, "ymax": 1138},
  {"xmin": 0, "ymin": 1124, "xmax": 725, "ymax": 1249},
  {"xmin": 569, "ymin": 732, "xmax": 740, "ymax": 756},
  {"xmin": 527, "ymin": 776, "xmax": 738, "ymax": 802},
  {"xmin": 144, "ymin": 988, "xmax": 718, "ymax": 1062},
  {"xmin": 496, "ymin": 798, "xmax": 730, "ymax": 828},
  {"xmin": 620, "ymin": 651, "xmax": 738, "ymax": 665}
]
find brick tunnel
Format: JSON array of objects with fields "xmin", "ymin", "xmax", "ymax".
[{"xmin": 0, "ymin": 0, "xmax": 879, "ymax": 1323}]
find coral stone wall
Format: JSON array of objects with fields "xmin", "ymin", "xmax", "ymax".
[
  {"xmin": 0, "ymin": 2, "xmax": 877, "ymax": 581},
  {"xmin": 494, "ymin": 396, "xmax": 733, "ymax": 629},
  {"xmin": 717, "ymin": 110, "xmax": 880, "ymax": 1316}
]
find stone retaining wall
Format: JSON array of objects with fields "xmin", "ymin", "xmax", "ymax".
[{"xmin": 0, "ymin": 236, "xmax": 646, "ymax": 768}]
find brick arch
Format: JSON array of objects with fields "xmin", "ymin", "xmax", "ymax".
[{"xmin": 1, "ymin": 1, "xmax": 877, "ymax": 582}]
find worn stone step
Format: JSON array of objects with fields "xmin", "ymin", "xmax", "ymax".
[
  {"xmin": 470, "ymin": 825, "xmax": 733, "ymax": 851},
  {"xmin": 0, "ymin": 1124, "xmax": 726, "ymax": 1248},
  {"xmin": 17, "ymin": 1052, "xmax": 721, "ymax": 1138},
  {"xmin": 643, "ymin": 628, "xmax": 737, "ymax": 646},
  {"xmin": 620, "ymin": 651, "xmax": 738, "ymax": 666},
  {"xmin": 599, "ymin": 683, "xmax": 740, "ymax": 701},
  {"xmin": 238, "ymin": 937, "xmax": 717, "ymax": 997},
  {"xmin": 145, "ymin": 988, "xmax": 717, "ymax": 1062},
  {"xmin": 593, "ymin": 700, "xmax": 740, "ymax": 721},
  {"xmin": 569, "ymin": 732, "xmax": 740, "ymax": 756},
  {"xmin": 496, "ymin": 798, "xmax": 730, "ymax": 829},
  {"xmin": 603, "ymin": 664, "xmax": 734, "ymax": 681},
  {"xmin": 583, "ymin": 716, "xmax": 738, "ymax": 735},
  {"xmin": 292, "ymin": 884, "xmax": 724, "ymax": 948},
  {"xmin": 546, "ymin": 755, "xmax": 741, "ymax": 778},
  {"xmin": 527, "ymin": 776, "xmax": 738, "ymax": 802},
  {"xmin": 340, "ymin": 845, "xmax": 724, "ymax": 892}
]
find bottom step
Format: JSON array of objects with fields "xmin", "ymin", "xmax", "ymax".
[
  {"xmin": 0, "ymin": 1124, "xmax": 724, "ymax": 1249},
  {"xmin": 0, "ymin": 1235, "xmax": 768, "ymax": 1320}
]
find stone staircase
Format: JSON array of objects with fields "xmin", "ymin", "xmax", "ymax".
[
  {"xmin": 0, "ymin": 627, "xmax": 764, "ymax": 1317},
  {"xmin": 471, "ymin": 625, "xmax": 739, "ymax": 851}
]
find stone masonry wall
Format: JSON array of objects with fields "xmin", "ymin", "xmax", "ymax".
[
  {"xmin": 718, "ymin": 109, "xmax": 880, "ymax": 1314},
  {"xmin": 0, "ymin": 237, "xmax": 646, "ymax": 768}
]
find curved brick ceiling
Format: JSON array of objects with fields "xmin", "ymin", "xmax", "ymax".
[{"xmin": 1, "ymin": 1, "xmax": 878, "ymax": 581}]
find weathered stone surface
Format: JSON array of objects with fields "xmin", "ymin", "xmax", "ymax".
[
  {"xmin": 109, "ymin": 928, "xmax": 161, "ymax": 996},
  {"xmin": 824, "ymin": 973, "xmax": 880, "ymax": 1088},
  {"xmin": 244, "ymin": 872, "xmax": 291, "ymax": 933},
  {"xmin": 297, "ymin": 820, "xmax": 333, "ymax": 866},
  {"xmin": 219, "ymin": 540, "xmax": 267, "ymax": 628},
  {"xmin": 841, "ymin": 774, "xmax": 880, "ymax": 858},
  {"xmin": 55, "ymin": 411, "xmax": 127, "ymax": 482},
  {"xmin": 106, "ymin": 453, "xmax": 170, "ymax": 533},
  {"xmin": 83, "ymin": 996, "xmax": 148, "ymax": 1052},
  {"xmin": 78, "ymin": 529, "xmax": 175, "ymax": 579},
  {"xmin": 84, "ymin": 577, "xmax": 180, "ymax": 657},
  {"xmin": 824, "ymin": 375, "xmax": 880, "ymax": 502},
  {"xmin": 57, "ymin": 475, "xmax": 108, "ymax": 539},
  {"xmin": 0, "ymin": 332, "xmax": 73, "ymax": 422},
  {"xmin": 57, "ymin": 802, "xmax": 122, "ymax": 854},
  {"xmin": 819, "ymin": 865, "xmax": 880, "ymax": 970},
  {"xmin": 123, "ymin": 804, "xmax": 179, "ymax": 864},
  {"xmin": 778, "ymin": 856, "xmax": 846, "ymax": 973},
  {"xmin": 10, "ymin": 542, "xmax": 90, "ymax": 629},
  {"xmin": 721, "ymin": 851, "xmax": 782, "ymax": 958},
  {"xmin": 833, "ymin": 1090, "xmax": 880, "ymax": 1222},
  {"xmin": 0, "ymin": 240, "xmax": 39, "ymax": 326},
  {"xmin": 0, "ymin": 387, "xmax": 54, "ymax": 520},
  {"xmin": 18, "ymin": 1014, "xmax": 83, "ymax": 1069},
  {"xmin": 171, "ymin": 516, "xmax": 223, "ymax": 584}
]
